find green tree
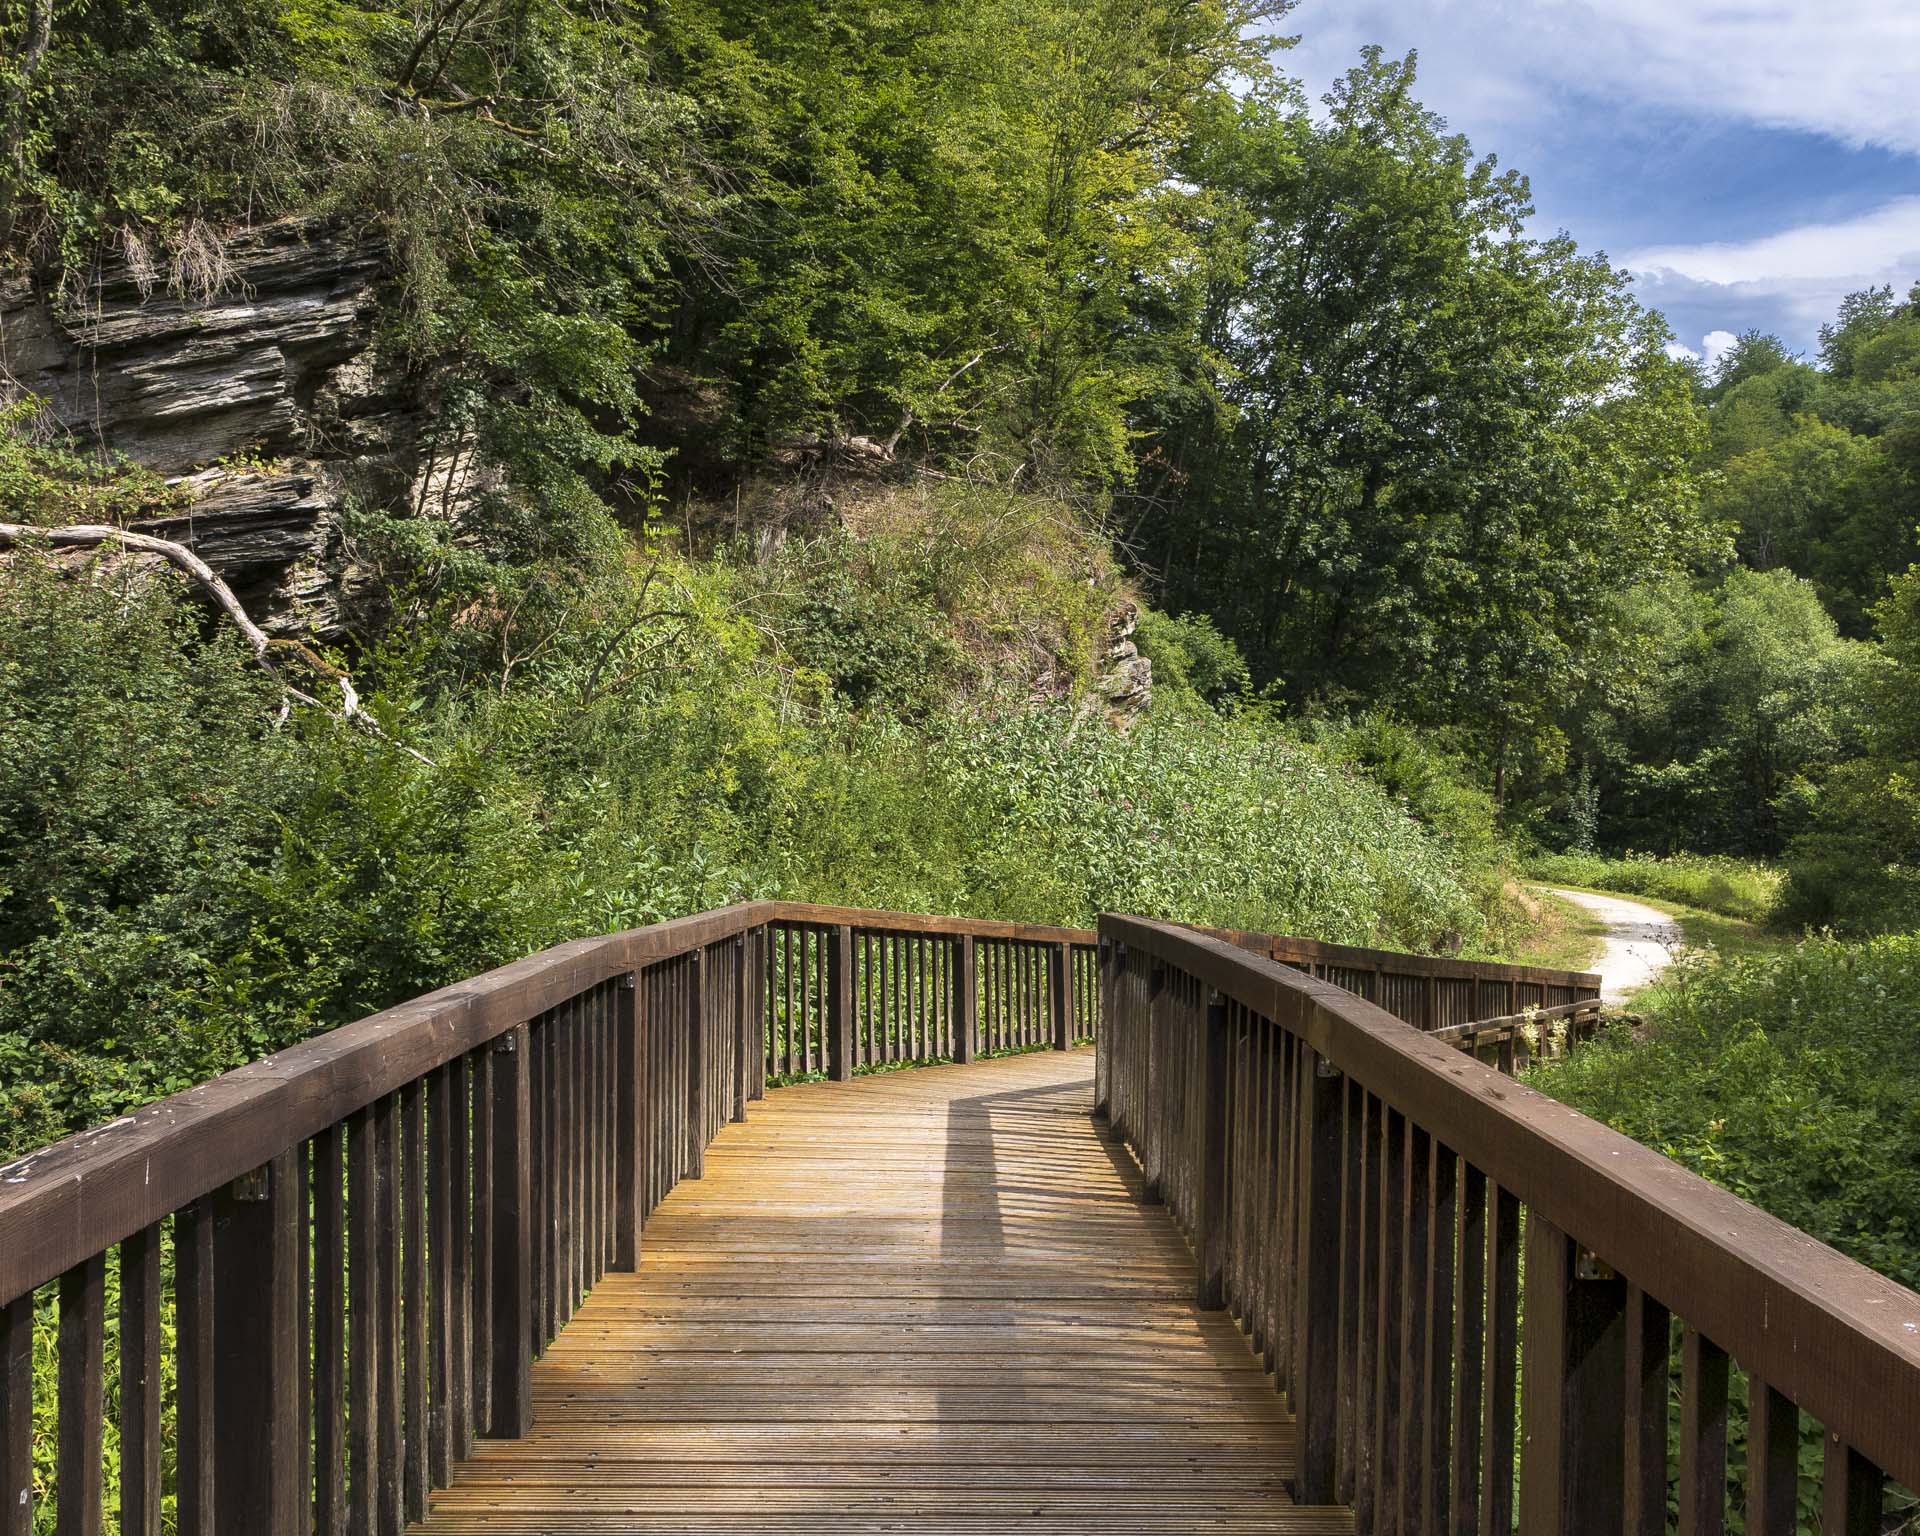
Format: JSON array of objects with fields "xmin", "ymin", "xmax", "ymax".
[{"xmin": 1133, "ymin": 50, "xmax": 1709, "ymax": 801}]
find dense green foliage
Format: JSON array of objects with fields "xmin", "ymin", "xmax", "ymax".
[
  {"xmin": 0, "ymin": 516, "xmax": 1490, "ymax": 1160},
  {"xmin": 1534, "ymin": 290, "xmax": 1919, "ymax": 891},
  {"xmin": 1132, "ymin": 51, "xmax": 1710, "ymax": 801},
  {"xmin": 1780, "ymin": 562, "xmax": 1920, "ymax": 933},
  {"xmin": 1536, "ymin": 934, "xmax": 1920, "ymax": 1270},
  {"xmin": 1533, "ymin": 935, "xmax": 1920, "ymax": 1526}
]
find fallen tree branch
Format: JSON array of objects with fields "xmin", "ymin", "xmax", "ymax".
[{"xmin": 0, "ymin": 522, "xmax": 437, "ymax": 766}]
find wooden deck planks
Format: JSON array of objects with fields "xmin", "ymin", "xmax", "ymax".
[{"xmin": 411, "ymin": 1049, "xmax": 1351, "ymax": 1533}]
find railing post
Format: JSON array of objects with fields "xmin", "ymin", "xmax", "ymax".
[
  {"xmin": 827, "ymin": 925, "xmax": 854, "ymax": 1080},
  {"xmin": 1519, "ymin": 1215, "xmax": 1626, "ymax": 1534},
  {"xmin": 748, "ymin": 926, "xmax": 768, "ymax": 1101},
  {"xmin": 1094, "ymin": 937, "xmax": 1112, "ymax": 1116},
  {"xmin": 1142, "ymin": 966, "xmax": 1168, "ymax": 1203},
  {"xmin": 213, "ymin": 1150, "xmax": 301, "ymax": 1532},
  {"xmin": 614, "ymin": 972, "xmax": 642, "ymax": 1271},
  {"xmin": 0, "ymin": 1293, "xmax": 29, "ymax": 1536},
  {"xmin": 686, "ymin": 945, "xmax": 708, "ymax": 1175},
  {"xmin": 733, "ymin": 935, "xmax": 750, "ymax": 1122},
  {"xmin": 1195, "ymin": 989, "xmax": 1230, "ymax": 1309},
  {"xmin": 1050, "ymin": 941, "xmax": 1071, "ymax": 1050},
  {"xmin": 486, "ymin": 1023, "xmax": 533, "ymax": 1439},
  {"xmin": 1292, "ymin": 1048, "xmax": 1343, "ymax": 1503},
  {"xmin": 1824, "ymin": 1435, "xmax": 1886, "ymax": 1536},
  {"xmin": 955, "ymin": 934, "xmax": 977, "ymax": 1064}
]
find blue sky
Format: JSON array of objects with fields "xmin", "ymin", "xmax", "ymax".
[{"xmin": 1275, "ymin": 0, "xmax": 1920, "ymax": 369}]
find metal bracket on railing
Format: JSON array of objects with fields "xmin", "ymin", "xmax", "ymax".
[
  {"xmin": 619, "ymin": 970, "xmax": 637, "ymax": 990},
  {"xmin": 1574, "ymin": 1247, "xmax": 1617, "ymax": 1281},
  {"xmin": 493, "ymin": 1031, "xmax": 519, "ymax": 1054},
  {"xmin": 229, "ymin": 1165, "xmax": 270, "ymax": 1203},
  {"xmin": 1316, "ymin": 1056, "xmax": 1343, "ymax": 1080}
]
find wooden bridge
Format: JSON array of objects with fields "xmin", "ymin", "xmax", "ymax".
[{"xmin": 2, "ymin": 903, "xmax": 1916, "ymax": 1535}]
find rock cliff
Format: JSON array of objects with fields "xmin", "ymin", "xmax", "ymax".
[{"xmin": 0, "ymin": 221, "xmax": 421, "ymax": 634}]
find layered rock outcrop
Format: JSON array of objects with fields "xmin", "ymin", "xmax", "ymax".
[{"xmin": 0, "ymin": 221, "xmax": 422, "ymax": 633}]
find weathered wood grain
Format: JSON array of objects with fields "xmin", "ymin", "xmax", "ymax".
[{"xmin": 410, "ymin": 1051, "xmax": 1349, "ymax": 1534}]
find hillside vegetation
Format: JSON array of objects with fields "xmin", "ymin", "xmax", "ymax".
[
  {"xmin": 5, "ymin": 0, "xmax": 1920, "ymax": 1395},
  {"xmin": 0, "ymin": 487, "xmax": 1496, "ymax": 1160}
]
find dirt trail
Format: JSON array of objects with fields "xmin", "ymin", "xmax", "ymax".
[{"xmin": 1544, "ymin": 887, "xmax": 1682, "ymax": 1004}]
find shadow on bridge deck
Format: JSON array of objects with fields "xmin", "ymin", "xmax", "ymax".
[{"xmin": 411, "ymin": 1049, "xmax": 1350, "ymax": 1533}]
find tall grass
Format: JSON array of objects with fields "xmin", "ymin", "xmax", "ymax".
[{"xmin": 1527, "ymin": 851, "xmax": 1782, "ymax": 924}]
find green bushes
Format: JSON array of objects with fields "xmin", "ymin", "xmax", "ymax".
[
  {"xmin": 1532, "ymin": 933, "xmax": 1920, "ymax": 1291},
  {"xmin": 0, "ymin": 529, "xmax": 1489, "ymax": 1162},
  {"xmin": 1526, "ymin": 850, "xmax": 1782, "ymax": 923}
]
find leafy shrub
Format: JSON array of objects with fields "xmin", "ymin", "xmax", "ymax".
[
  {"xmin": 1526, "ymin": 850, "xmax": 1782, "ymax": 924},
  {"xmin": 1134, "ymin": 610, "xmax": 1251, "ymax": 711},
  {"xmin": 0, "ymin": 534, "xmax": 1494, "ymax": 1161},
  {"xmin": 1532, "ymin": 934, "xmax": 1920, "ymax": 1290}
]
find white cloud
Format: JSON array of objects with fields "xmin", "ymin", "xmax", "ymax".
[
  {"xmin": 1282, "ymin": 0, "xmax": 1920, "ymax": 155},
  {"xmin": 1662, "ymin": 330, "xmax": 1739, "ymax": 367},
  {"xmin": 1624, "ymin": 200, "xmax": 1920, "ymax": 343},
  {"xmin": 1625, "ymin": 197, "xmax": 1920, "ymax": 287},
  {"xmin": 1701, "ymin": 329, "xmax": 1739, "ymax": 370}
]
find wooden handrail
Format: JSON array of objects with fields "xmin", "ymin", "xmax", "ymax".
[
  {"xmin": 1097, "ymin": 913, "xmax": 1920, "ymax": 1525},
  {"xmin": 0, "ymin": 898, "xmax": 1662, "ymax": 1535}
]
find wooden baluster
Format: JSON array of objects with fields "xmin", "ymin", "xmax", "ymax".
[
  {"xmin": 469, "ymin": 1048, "xmax": 494, "ymax": 1438},
  {"xmin": 1423, "ymin": 1146, "xmax": 1458, "ymax": 1534},
  {"xmin": 315, "ymin": 1124, "xmax": 347, "ymax": 1536},
  {"xmin": 119, "ymin": 1223, "xmax": 163, "ymax": 1536},
  {"xmin": 686, "ymin": 947, "xmax": 708, "ymax": 1175},
  {"xmin": 957, "ymin": 935, "xmax": 978, "ymax": 1065},
  {"xmin": 616, "ymin": 971, "xmax": 643, "ymax": 1270},
  {"xmin": 1623, "ymin": 1285, "xmax": 1670, "ymax": 1536},
  {"xmin": 1094, "ymin": 938, "xmax": 1112, "ymax": 1113},
  {"xmin": 213, "ymin": 1151, "xmax": 301, "ymax": 1534},
  {"xmin": 1678, "ymin": 1329, "xmax": 1728, "ymax": 1536},
  {"xmin": 608, "ymin": 984, "xmax": 620, "ymax": 1264},
  {"xmin": 828, "ymin": 925, "xmax": 854, "ymax": 1081},
  {"xmin": 297, "ymin": 1142, "xmax": 313, "ymax": 1536},
  {"xmin": 1398, "ymin": 1126, "xmax": 1435, "ymax": 1533},
  {"xmin": 1293, "ymin": 1047, "xmax": 1344, "ymax": 1503},
  {"xmin": 426, "ymin": 1072, "xmax": 457, "ymax": 1481},
  {"xmin": 0, "ymin": 1292, "xmax": 29, "ymax": 1536},
  {"xmin": 375, "ymin": 1098, "xmax": 404, "ymax": 1536},
  {"xmin": 1745, "ymin": 1379, "xmax": 1798, "ymax": 1536},
  {"xmin": 57, "ymin": 1254, "xmax": 105, "ymax": 1536},
  {"xmin": 1341, "ymin": 1088, "xmax": 1371, "ymax": 1511},
  {"xmin": 751, "ymin": 928, "xmax": 768, "ymax": 1100},
  {"xmin": 402, "ymin": 1083, "xmax": 430, "ymax": 1524},
  {"xmin": 1480, "ymin": 1184, "xmax": 1520, "ymax": 1536},
  {"xmin": 487, "ymin": 1023, "xmax": 534, "ymax": 1438},
  {"xmin": 733, "ymin": 935, "xmax": 751, "ymax": 1119},
  {"xmin": 1518, "ymin": 1217, "xmax": 1626, "ymax": 1536},
  {"xmin": 347, "ymin": 1109, "xmax": 380, "ymax": 1536},
  {"xmin": 1448, "ymin": 1164, "xmax": 1488, "ymax": 1535},
  {"xmin": 556, "ymin": 1006, "xmax": 574, "ymax": 1327},
  {"xmin": 1050, "ymin": 940, "xmax": 1071, "ymax": 1051},
  {"xmin": 533, "ymin": 1016, "xmax": 552, "ymax": 1348},
  {"xmin": 1372, "ymin": 1108, "xmax": 1406, "ymax": 1530},
  {"xmin": 1822, "ymin": 1435, "xmax": 1884, "ymax": 1536}
]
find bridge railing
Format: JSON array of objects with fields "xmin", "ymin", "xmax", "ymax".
[
  {"xmin": 0, "ymin": 896, "xmax": 1611, "ymax": 1536},
  {"xmin": 1097, "ymin": 914, "xmax": 1920, "ymax": 1533},
  {"xmin": 1205, "ymin": 921, "xmax": 1602, "ymax": 1031},
  {"xmin": 0, "ymin": 900, "xmax": 1104, "ymax": 1534}
]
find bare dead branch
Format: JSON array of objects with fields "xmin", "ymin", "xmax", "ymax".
[{"xmin": 0, "ymin": 522, "xmax": 437, "ymax": 765}]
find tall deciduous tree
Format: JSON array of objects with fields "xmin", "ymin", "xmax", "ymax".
[{"xmin": 1134, "ymin": 49, "xmax": 1710, "ymax": 799}]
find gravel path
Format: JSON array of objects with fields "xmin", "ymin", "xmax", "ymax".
[{"xmin": 1543, "ymin": 887, "xmax": 1683, "ymax": 1004}]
